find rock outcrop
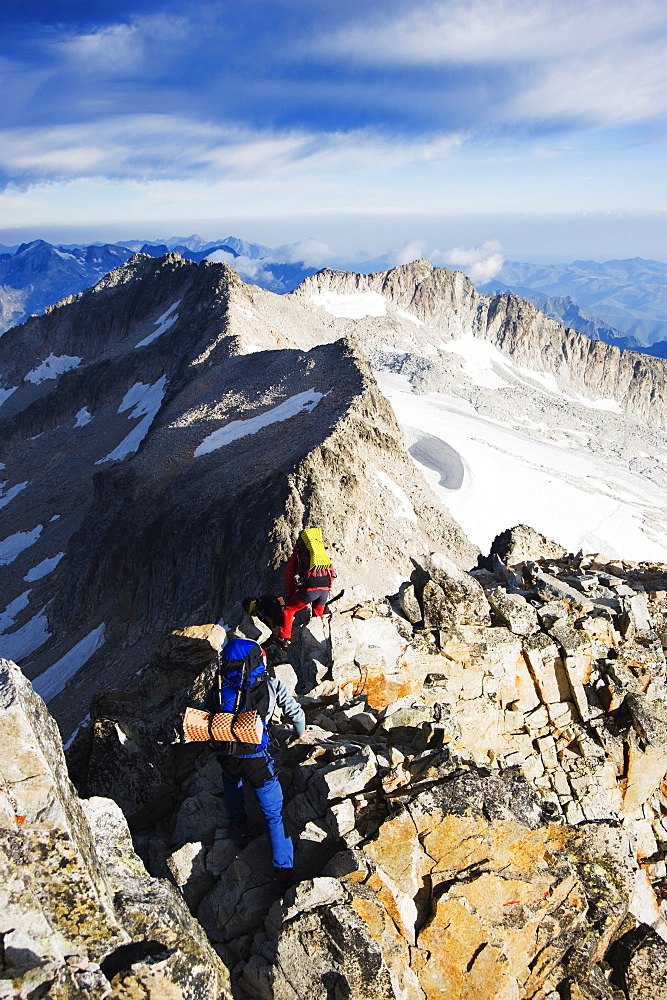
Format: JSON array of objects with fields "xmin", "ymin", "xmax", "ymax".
[{"xmin": 0, "ymin": 657, "xmax": 229, "ymax": 999}]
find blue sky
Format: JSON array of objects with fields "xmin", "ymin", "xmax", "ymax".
[{"xmin": 1, "ymin": 0, "xmax": 666, "ymax": 263}]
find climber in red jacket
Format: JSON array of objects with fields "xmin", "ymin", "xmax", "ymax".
[{"xmin": 277, "ymin": 527, "xmax": 336, "ymax": 646}]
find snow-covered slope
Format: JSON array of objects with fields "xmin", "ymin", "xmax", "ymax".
[{"xmin": 288, "ymin": 263, "xmax": 667, "ymax": 562}]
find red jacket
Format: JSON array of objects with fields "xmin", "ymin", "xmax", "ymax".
[{"xmin": 284, "ymin": 547, "xmax": 336, "ymax": 599}]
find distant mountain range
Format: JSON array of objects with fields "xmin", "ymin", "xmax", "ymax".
[
  {"xmin": 0, "ymin": 237, "xmax": 319, "ymax": 335},
  {"xmin": 1, "ymin": 236, "xmax": 667, "ymax": 357},
  {"xmin": 479, "ymin": 257, "xmax": 667, "ymax": 351}
]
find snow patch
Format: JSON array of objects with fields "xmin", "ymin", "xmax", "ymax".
[
  {"xmin": 396, "ymin": 308, "xmax": 424, "ymax": 326},
  {"xmin": 0, "ymin": 604, "xmax": 51, "ymax": 662},
  {"xmin": 0, "ymin": 524, "xmax": 43, "ymax": 566},
  {"xmin": 24, "ymin": 552, "xmax": 65, "ymax": 582},
  {"xmin": 24, "ymin": 354, "xmax": 81, "ymax": 384},
  {"xmin": 374, "ymin": 468, "xmax": 417, "ymax": 522},
  {"xmin": 74, "ymin": 406, "xmax": 92, "ymax": 427},
  {"xmin": 441, "ymin": 334, "xmax": 511, "ymax": 390},
  {"xmin": 310, "ymin": 290, "xmax": 387, "ymax": 319},
  {"xmin": 33, "ymin": 623, "xmax": 106, "ymax": 703},
  {"xmin": 64, "ymin": 714, "xmax": 91, "ymax": 750},
  {"xmin": 135, "ymin": 300, "xmax": 181, "ymax": 348},
  {"xmin": 96, "ymin": 376, "xmax": 167, "ymax": 464},
  {"xmin": 195, "ymin": 388, "xmax": 327, "ymax": 456},
  {"xmin": 575, "ymin": 394, "xmax": 623, "ymax": 413},
  {"xmin": 0, "ymin": 591, "xmax": 31, "ymax": 633},
  {"xmin": 0, "ymin": 480, "xmax": 28, "ymax": 510},
  {"xmin": 0, "ymin": 385, "xmax": 17, "ymax": 408}
]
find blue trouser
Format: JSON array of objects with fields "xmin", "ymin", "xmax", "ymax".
[{"xmin": 219, "ymin": 752, "xmax": 293, "ymax": 869}]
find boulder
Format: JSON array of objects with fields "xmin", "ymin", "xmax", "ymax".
[
  {"xmin": 418, "ymin": 551, "xmax": 491, "ymax": 629},
  {"xmin": 489, "ymin": 524, "xmax": 567, "ymax": 567},
  {"xmin": 486, "ymin": 586, "xmax": 540, "ymax": 636},
  {"xmin": 398, "ymin": 581, "xmax": 422, "ymax": 625}
]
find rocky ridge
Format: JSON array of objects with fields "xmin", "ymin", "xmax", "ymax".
[
  {"xmin": 0, "ymin": 253, "xmax": 474, "ymax": 736},
  {"xmin": 54, "ymin": 524, "xmax": 667, "ymax": 1000},
  {"xmin": 291, "ymin": 262, "xmax": 667, "ymax": 429},
  {"xmin": 2, "ymin": 252, "xmax": 667, "ymax": 747}
]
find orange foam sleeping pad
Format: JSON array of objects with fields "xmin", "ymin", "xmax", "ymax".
[{"xmin": 183, "ymin": 706, "xmax": 263, "ymax": 743}]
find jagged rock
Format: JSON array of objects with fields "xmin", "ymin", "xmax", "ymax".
[
  {"xmin": 241, "ymin": 878, "xmax": 397, "ymax": 1000},
  {"xmin": 82, "ymin": 796, "xmax": 229, "ymax": 996},
  {"xmin": 486, "ymin": 586, "xmax": 540, "ymax": 636},
  {"xmin": 626, "ymin": 693, "xmax": 667, "ymax": 746},
  {"xmin": 398, "ymin": 581, "xmax": 422, "ymax": 624},
  {"xmin": 167, "ymin": 843, "xmax": 214, "ymax": 912},
  {"xmin": 531, "ymin": 567, "xmax": 594, "ymax": 611},
  {"xmin": 309, "ymin": 745, "xmax": 378, "ymax": 807},
  {"xmin": 329, "ymin": 613, "xmax": 443, "ymax": 710},
  {"xmin": 620, "ymin": 593, "xmax": 654, "ymax": 639},
  {"xmin": 172, "ymin": 792, "xmax": 229, "ymax": 847},
  {"xmin": 489, "ymin": 524, "xmax": 568, "ymax": 567},
  {"xmin": 0, "ymin": 658, "xmax": 230, "ymax": 999},
  {"xmin": 610, "ymin": 927, "xmax": 667, "ymax": 999},
  {"xmin": 417, "ymin": 551, "xmax": 491, "ymax": 629}
]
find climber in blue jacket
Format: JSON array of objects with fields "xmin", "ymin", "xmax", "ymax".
[{"xmin": 205, "ymin": 634, "xmax": 305, "ymax": 888}]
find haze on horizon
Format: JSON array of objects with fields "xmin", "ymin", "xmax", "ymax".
[{"xmin": 2, "ymin": 0, "xmax": 666, "ymax": 266}]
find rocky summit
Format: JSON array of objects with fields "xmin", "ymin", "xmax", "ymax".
[{"xmin": 3, "ymin": 254, "xmax": 667, "ymax": 998}]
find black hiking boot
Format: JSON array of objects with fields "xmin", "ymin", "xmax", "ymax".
[
  {"xmin": 274, "ymin": 637, "xmax": 292, "ymax": 651},
  {"xmin": 271, "ymin": 867, "xmax": 295, "ymax": 896},
  {"xmin": 229, "ymin": 821, "xmax": 249, "ymax": 849}
]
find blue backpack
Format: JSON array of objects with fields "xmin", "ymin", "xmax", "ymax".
[{"xmin": 214, "ymin": 636, "xmax": 277, "ymax": 752}]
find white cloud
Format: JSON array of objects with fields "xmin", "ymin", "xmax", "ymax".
[
  {"xmin": 270, "ymin": 239, "xmax": 333, "ymax": 267},
  {"xmin": 205, "ymin": 249, "xmax": 281, "ymax": 286},
  {"xmin": 50, "ymin": 14, "xmax": 190, "ymax": 77},
  {"xmin": 390, "ymin": 240, "xmax": 429, "ymax": 266},
  {"xmin": 326, "ymin": 0, "xmax": 667, "ymax": 126},
  {"xmin": 431, "ymin": 240, "xmax": 505, "ymax": 283},
  {"xmin": 0, "ymin": 116, "xmax": 465, "ymax": 183}
]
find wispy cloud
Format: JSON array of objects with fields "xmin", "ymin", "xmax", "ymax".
[
  {"xmin": 0, "ymin": 115, "xmax": 465, "ymax": 185},
  {"xmin": 324, "ymin": 0, "xmax": 667, "ymax": 127}
]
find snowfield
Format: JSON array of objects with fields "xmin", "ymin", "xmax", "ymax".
[{"xmin": 379, "ymin": 372, "xmax": 667, "ymax": 562}]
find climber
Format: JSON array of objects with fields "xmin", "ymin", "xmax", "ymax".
[
  {"xmin": 277, "ymin": 527, "xmax": 336, "ymax": 648},
  {"xmin": 206, "ymin": 634, "xmax": 305, "ymax": 888}
]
